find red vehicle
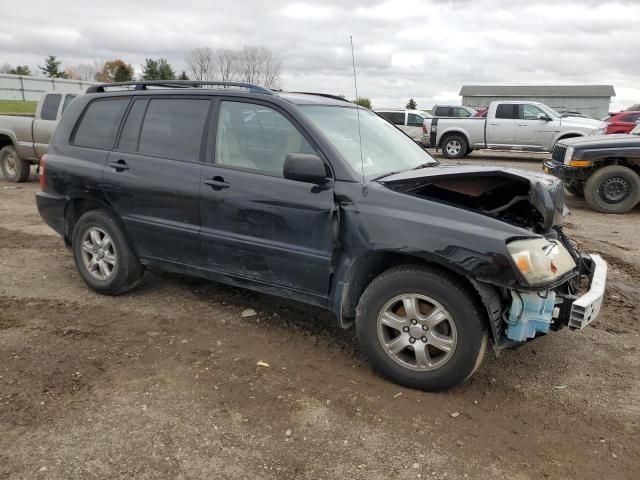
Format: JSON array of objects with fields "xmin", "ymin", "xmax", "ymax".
[
  {"xmin": 605, "ymin": 111, "xmax": 640, "ymax": 134},
  {"xmin": 473, "ymin": 108, "xmax": 487, "ymax": 118}
]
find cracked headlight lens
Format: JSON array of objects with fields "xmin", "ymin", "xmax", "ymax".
[{"xmin": 507, "ymin": 238, "xmax": 576, "ymax": 285}]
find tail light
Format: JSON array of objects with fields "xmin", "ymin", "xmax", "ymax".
[
  {"xmin": 422, "ymin": 125, "xmax": 427, "ymax": 133},
  {"xmin": 39, "ymin": 154, "xmax": 47, "ymax": 190}
]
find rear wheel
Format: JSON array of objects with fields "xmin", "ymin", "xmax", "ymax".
[
  {"xmin": 584, "ymin": 165, "xmax": 640, "ymax": 213},
  {"xmin": 441, "ymin": 134, "xmax": 468, "ymax": 159},
  {"xmin": 0, "ymin": 145, "xmax": 30, "ymax": 182},
  {"xmin": 355, "ymin": 265, "xmax": 487, "ymax": 391},
  {"xmin": 72, "ymin": 210, "xmax": 144, "ymax": 295}
]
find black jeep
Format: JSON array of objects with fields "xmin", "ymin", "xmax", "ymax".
[
  {"xmin": 36, "ymin": 81, "xmax": 606, "ymax": 391},
  {"xmin": 544, "ymin": 125, "xmax": 640, "ymax": 213}
]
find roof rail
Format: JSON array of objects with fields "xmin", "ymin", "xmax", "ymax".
[
  {"xmin": 289, "ymin": 92, "xmax": 352, "ymax": 103},
  {"xmin": 86, "ymin": 80, "xmax": 272, "ymax": 95}
]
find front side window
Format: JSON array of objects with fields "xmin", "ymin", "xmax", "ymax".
[
  {"xmin": 435, "ymin": 107, "xmax": 453, "ymax": 117},
  {"xmin": 522, "ymin": 104, "xmax": 546, "ymax": 120},
  {"xmin": 215, "ymin": 101, "xmax": 315, "ymax": 176},
  {"xmin": 300, "ymin": 105, "xmax": 437, "ymax": 178},
  {"xmin": 73, "ymin": 98, "xmax": 129, "ymax": 150},
  {"xmin": 138, "ymin": 98, "xmax": 210, "ymax": 162},
  {"xmin": 41, "ymin": 94, "xmax": 62, "ymax": 121},
  {"xmin": 407, "ymin": 113, "xmax": 424, "ymax": 127}
]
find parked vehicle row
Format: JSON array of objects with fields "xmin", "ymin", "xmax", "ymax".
[
  {"xmin": 36, "ymin": 80, "xmax": 606, "ymax": 391},
  {"xmin": 0, "ymin": 92, "xmax": 78, "ymax": 182},
  {"xmin": 545, "ymin": 123, "xmax": 640, "ymax": 213},
  {"xmin": 426, "ymin": 101, "xmax": 606, "ymax": 159}
]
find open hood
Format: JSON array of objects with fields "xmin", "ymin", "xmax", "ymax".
[{"xmin": 379, "ymin": 165, "xmax": 565, "ymax": 232}]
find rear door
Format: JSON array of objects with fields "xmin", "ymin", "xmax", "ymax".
[
  {"xmin": 199, "ymin": 99, "xmax": 335, "ymax": 297},
  {"xmin": 486, "ymin": 103, "xmax": 517, "ymax": 146},
  {"xmin": 405, "ymin": 113, "xmax": 426, "ymax": 142},
  {"xmin": 102, "ymin": 96, "xmax": 211, "ymax": 266},
  {"xmin": 514, "ymin": 104, "xmax": 554, "ymax": 148}
]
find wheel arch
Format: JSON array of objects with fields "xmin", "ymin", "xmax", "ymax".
[
  {"xmin": 552, "ymin": 132, "xmax": 584, "ymax": 148},
  {"xmin": 0, "ymin": 133, "xmax": 16, "ymax": 151},
  {"xmin": 334, "ymin": 250, "xmax": 501, "ymax": 340}
]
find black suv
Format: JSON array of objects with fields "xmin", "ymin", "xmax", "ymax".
[{"xmin": 37, "ymin": 81, "xmax": 607, "ymax": 391}]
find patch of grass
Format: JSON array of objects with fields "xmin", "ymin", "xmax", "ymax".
[{"xmin": 0, "ymin": 100, "xmax": 37, "ymax": 115}]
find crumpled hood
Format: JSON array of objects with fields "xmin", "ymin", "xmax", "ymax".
[{"xmin": 379, "ymin": 165, "xmax": 565, "ymax": 232}]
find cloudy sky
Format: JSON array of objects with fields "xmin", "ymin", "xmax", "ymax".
[{"xmin": 2, "ymin": 0, "xmax": 639, "ymax": 110}]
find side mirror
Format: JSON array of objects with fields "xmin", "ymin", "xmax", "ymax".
[
  {"xmin": 538, "ymin": 114, "xmax": 552, "ymax": 122},
  {"xmin": 283, "ymin": 153, "xmax": 328, "ymax": 184}
]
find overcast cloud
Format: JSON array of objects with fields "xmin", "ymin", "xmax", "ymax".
[{"xmin": 2, "ymin": 0, "xmax": 639, "ymax": 110}]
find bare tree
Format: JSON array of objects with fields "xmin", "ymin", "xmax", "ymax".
[
  {"xmin": 66, "ymin": 63, "xmax": 98, "ymax": 81},
  {"xmin": 215, "ymin": 49, "xmax": 239, "ymax": 82},
  {"xmin": 237, "ymin": 47, "xmax": 282, "ymax": 88},
  {"xmin": 185, "ymin": 47, "xmax": 215, "ymax": 81},
  {"xmin": 0, "ymin": 63, "xmax": 11, "ymax": 74}
]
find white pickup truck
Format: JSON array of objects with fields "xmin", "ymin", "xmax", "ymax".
[
  {"xmin": 0, "ymin": 92, "xmax": 79, "ymax": 182},
  {"xmin": 427, "ymin": 101, "xmax": 606, "ymax": 159}
]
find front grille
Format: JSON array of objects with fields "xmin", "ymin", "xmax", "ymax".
[{"xmin": 551, "ymin": 144, "xmax": 566, "ymax": 163}]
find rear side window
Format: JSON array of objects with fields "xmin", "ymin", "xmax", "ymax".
[
  {"xmin": 407, "ymin": 113, "xmax": 424, "ymax": 126},
  {"xmin": 435, "ymin": 107, "xmax": 453, "ymax": 117},
  {"xmin": 117, "ymin": 100, "xmax": 147, "ymax": 152},
  {"xmin": 138, "ymin": 99, "xmax": 210, "ymax": 162},
  {"xmin": 622, "ymin": 113, "xmax": 640, "ymax": 122},
  {"xmin": 73, "ymin": 98, "xmax": 129, "ymax": 150},
  {"xmin": 41, "ymin": 94, "xmax": 62, "ymax": 121},
  {"xmin": 454, "ymin": 107, "xmax": 471, "ymax": 118},
  {"xmin": 495, "ymin": 104, "xmax": 518, "ymax": 119},
  {"xmin": 387, "ymin": 112, "xmax": 405, "ymax": 125},
  {"xmin": 61, "ymin": 95, "xmax": 77, "ymax": 115}
]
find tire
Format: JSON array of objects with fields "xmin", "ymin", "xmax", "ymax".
[
  {"xmin": 0, "ymin": 145, "xmax": 30, "ymax": 182},
  {"xmin": 71, "ymin": 210, "xmax": 144, "ymax": 295},
  {"xmin": 564, "ymin": 182, "xmax": 584, "ymax": 198},
  {"xmin": 355, "ymin": 265, "xmax": 488, "ymax": 391},
  {"xmin": 584, "ymin": 165, "xmax": 640, "ymax": 214},
  {"xmin": 441, "ymin": 134, "xmax": 468, "ymax": 159}
]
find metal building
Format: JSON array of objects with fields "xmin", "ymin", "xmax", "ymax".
[{"xmin": 460, "ymin": 85, "xmax": 615, "ymax": 119}]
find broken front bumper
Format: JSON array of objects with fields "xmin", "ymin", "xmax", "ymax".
[
  {"xmin": 568, "ymin": 254, "xmax": 607, "ymax": 329},
  {"xmin": 504, "ymin": 253, "xmax": 607, "ymax": 342}
]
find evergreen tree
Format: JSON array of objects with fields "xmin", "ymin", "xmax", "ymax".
[
  {"xmin": 39, "ymin": 55, "xmax": 66, "ymax": 78},
  {"xmin": 406, "ymin": 98, "xmax": 418, "ymax": 110},
  {"xmin": 353, "ymin": 97, "xmax": 372, "ymax": 109},
  {"xmin": 178, "ymin": 71, "xmax": 189, "ymax": 80}
]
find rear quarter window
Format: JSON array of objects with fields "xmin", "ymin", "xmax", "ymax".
[{"xmin": 73, "ymin": 98, "xmax": 130, "ymax": 150}]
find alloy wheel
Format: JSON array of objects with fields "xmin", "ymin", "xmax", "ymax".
[{"xmin": 80, "ymin": 227, "xmax": 117, "ymax": 280}]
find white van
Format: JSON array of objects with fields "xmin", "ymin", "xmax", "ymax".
[{"xmin": 375, "ymin": 109, "xmax": 431, "ymax": 145}]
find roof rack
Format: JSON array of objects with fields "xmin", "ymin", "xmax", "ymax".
[
  {"xmin": 289, "ymin": 92, "xmax": 352, "ymax": 103},
  {"xmin": 86, "ymin": 80, "xmax": 272, "ymax": 95}
]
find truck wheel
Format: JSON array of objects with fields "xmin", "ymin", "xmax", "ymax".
[
  {"xmin": 72, "ymin": 210, "xmax": 144, "ymax": 295},
  {"xmin": 564, "ymin": 182, "xmax": 584, "ymax": 198},
  {"xmin": 0, "ymin": 145, "xmax": 30, "ymax": 182},
  {"xmin": 355, "ymin": 265, "xmax": 487, "ymax": 391},
  {"xmin": 441, "ymin": 135, "xmax": 468, "ymax": 159},
  {"xmin": 584, "ymin": 165, "xmax": 640, "ymax": 213}
]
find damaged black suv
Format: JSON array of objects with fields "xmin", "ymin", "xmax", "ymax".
[{"xmin": 37, "ymin": 81, "xmax": 607, "ymax": 391}]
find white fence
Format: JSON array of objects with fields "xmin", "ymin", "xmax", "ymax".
[{"xmin": 0, "ymin": 74, "xmax": 97, "ymax": 101}]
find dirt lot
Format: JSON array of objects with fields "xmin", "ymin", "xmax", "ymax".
[{"xmin": 1, "ymin": 152, "xmax": 639, "ymax": 479}]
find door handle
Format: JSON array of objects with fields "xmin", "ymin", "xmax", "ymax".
[
  {"xmin": 517, "ymin": 124, "xmax": 528, "ymax": 127},
  {"xmin": 490, "ymin": 122, "xmax": 500, "ymax": 126},
  {"xmin": 110, "ymin": 159, "xmax": 130, "ymax": 171},
  {"xmin": 204, "ymin": 177, "xmax": 230, "ymax": 189}
]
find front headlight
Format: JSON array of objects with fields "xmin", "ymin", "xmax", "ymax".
[
  {"xmin": 507, "ymin": 238, "xmax": 576, "ymax": 286},
  {"xmin": 563, "ymin": 146, "xmax": 574, "ymax": 164}
]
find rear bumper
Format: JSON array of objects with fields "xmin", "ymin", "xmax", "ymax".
[{"xmin": 36, "ymin": 191, "xmax": 66, "ymax": 237}]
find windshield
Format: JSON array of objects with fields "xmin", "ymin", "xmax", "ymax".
[{"xmin": 299, "ymin": 105, "xmax": 437, "ymax": 178}]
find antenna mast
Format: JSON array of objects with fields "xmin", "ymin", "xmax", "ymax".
[{"xmin": 350, "ymin": 35, "xmax": 367, "ymax": 195}]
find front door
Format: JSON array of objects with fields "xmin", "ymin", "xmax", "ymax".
[
  {"xmin": 102, "ymin": 97, "xmax": 211, "ymax": 266},
  {"xmin": 199, "ymin": 99, "xmax": 335, "ymax": 297},
  {"xmin": 514, "ymin": 104, "xmax": 554, "ymax": 149}
]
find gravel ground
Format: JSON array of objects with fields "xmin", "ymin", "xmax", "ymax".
[{"xmin": 1, "ymin": 153, "xmax": 639, "ymax": 480}]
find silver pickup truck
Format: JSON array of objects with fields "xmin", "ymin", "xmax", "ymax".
[
  {"xmin": 0, "ymin": 92, "xmax": 78, "ymax": 182},
  {"xmin": 427, "ymin": 101, "xmax": 606, "ymax": 159}
]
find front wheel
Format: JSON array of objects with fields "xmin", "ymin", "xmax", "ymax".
[
  {"xmin": 356, "ymin": 265, "xmax": 487, "ymax": 391},
  {"xmin": 584, "ymin": 165, "xmax": 640, "ymax": 213},
  {"xmin": 441, "ymin": 135, "xmax": 468, "ymax": 159},
  {"xmin": 0, "ymin": 145, "xmax": 30, "ymax": 182}
]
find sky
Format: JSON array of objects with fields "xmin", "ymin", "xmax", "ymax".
[{"xmin": 2, "ymin": 0, "xmax": 639, "ymax": 110}]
